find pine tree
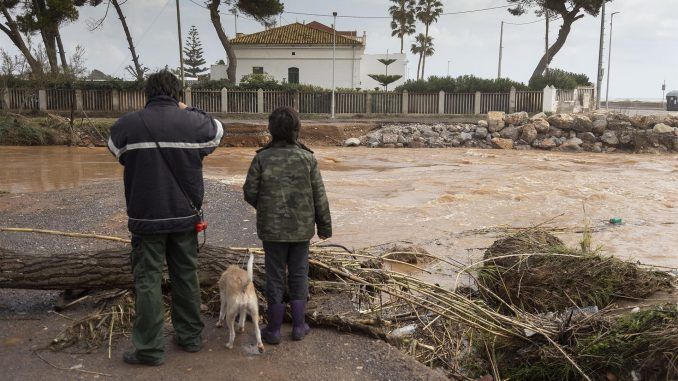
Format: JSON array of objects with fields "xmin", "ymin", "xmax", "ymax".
[{"xmin": 184, "ymin": 25, "xmax": 207, "ymax": 78}]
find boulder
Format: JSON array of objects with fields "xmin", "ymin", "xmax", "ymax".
[
  {"xmin": 450, "ymin": 139, "xmax": 461, "ymax": 147},
  {"xmin": 530, "ymin": 112, "xmax": 547, "ymax": 121},
  {"xmin": 499, "ymin": 125, "xmax": 521, "ymax": 140},
  {"xmin": 547, "ymin": 126, "xmax": 564, "ymax": 138},
  {"xmin": 447, "ymin": 125, "xmax": 461, "ymax": 133},
  {"xmin": 558, "ymin": 137, "xmax": 583, "ymax": 152},
  {"xmin": 491, "ymin": 138, "xmax": 514, "ymax": 150},
  {"xmin": 547, "ymin": 113, "xmax": 574, "ymax": 129},
  {"xmin": 630, "ymin": 115, "xmax": 660, "ymax": 129},
  {"xmin": 577, "ymin": 132, "xmax": 597, "ymax": 144},
  {"xmin": 475, "ymin": 127, "xmax": 489, "ymax": 138},
  {"xmin": 619, "ymin": 129, "xmax": 633, "ymax": 144},
  {"xmin": 533, "ymin": 137, "xmax": 558, "ymax": 150},
  {"xmin": 653, "ymin": 123, "xmax": 674, "ymax": 134},
  {"xmin": 477, "ymin": 120, "xmax": 488, "ymax": 129},
  {"xmin": 382, "ymin": 133, "xmax": 398, "ymax": 144},
  {"xmin": 459, "ymin": 132, "xmax": 473, "ymax": 142},
  {"xmin": 601, "ymin": 130, "xmax": 619, "ymax": 145},
  {"xmin": 520, "ymin": 124, "xmax": 538, "ymax": 144},
  {"xmin": 487, "ymin": 111, "xmax": 506, "ymax": 133},
  {"xmin": 633, "ymin": 130, "xmax": 676, "ymax": 153},
  {"xmin": 592, "ymin": 118, "xmax": 607, "ymax": 135},
  {"xmin": 505, "ymin": 111, "xmax": 529, "ymax": 126},
  {"xmin": 407, "ymin": 141, "xmax": 427, "ymax": 148},
  {"xmin": 571, "ymin": 115, "xmax": 593, "ymax": 132},
  {"xmin": 343, "ymin": 137, "xmax": 361, "ymax": 147},
  {"xmin": 491, "ymin": 132, "xmax": 501, "ymax": 138},
  {"xmin": 606, "ymin": 113, "xmax": 632, "ymax": 130},
  {"xmin": 533, "ymin": 118, "xmax": 550, "ymax": 133},
  {"xmin": 369, "ymin": 141, "xmax": 380, "ymax": 148}
]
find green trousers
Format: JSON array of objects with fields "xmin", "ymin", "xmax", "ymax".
[{"xmin": 130, "ymin": 231, "xmax": 204, "ymax": 362}]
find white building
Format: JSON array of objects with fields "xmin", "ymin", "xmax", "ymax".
[{"xmin": 210, "ymin": 22, "xmax": 407, "ymax": 90}]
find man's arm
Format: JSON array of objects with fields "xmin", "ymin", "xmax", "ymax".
[
  {"xmin": 107, "ymin": 119, "xmax": 126, "ymax": 165},
  {"xmin": 243, "ymin": 155, "xmax": 261, "ymax": 208}
]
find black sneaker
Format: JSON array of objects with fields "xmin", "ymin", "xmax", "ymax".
[{"xmin": 122, "ymin": 351, "xmax": 164, "ymax": 366}]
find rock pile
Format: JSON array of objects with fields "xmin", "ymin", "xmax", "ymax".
[{"xmin": 350, "ymin": 112, "xmax": 678, "ymax": 153}]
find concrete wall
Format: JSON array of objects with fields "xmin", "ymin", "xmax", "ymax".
[
  {"xmin": 211, "ymin": 45, "xmax": 365, "ymax": 89},
  {"xmin": 360, "ymin": 53, "xmax": 408, "ymax": 90}
]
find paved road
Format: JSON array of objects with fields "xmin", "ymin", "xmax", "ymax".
[{"xmin": 606, "ymin": 107, "xmax": 678, "ymax": 117}]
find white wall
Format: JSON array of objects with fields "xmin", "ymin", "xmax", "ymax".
[
  {"xmin": 360, "ymin": 53, "xmax": 408, "ymax": 90},
  {"xmin": 211, "ymin": 45, "xmax": 365, "ymax": 89}
]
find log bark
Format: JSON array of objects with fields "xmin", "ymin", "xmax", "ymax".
[
  {"xmin": 208, "ymin": 0, "xmax": 237, "ymax": 84},
  {"xmin": 0, "ymin": 245, "xmax": 265, "ymax": 290}
]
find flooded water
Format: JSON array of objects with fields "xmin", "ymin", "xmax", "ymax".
[{"xmin": 1, "ymin": 146, "xmax": 676, "ymax": 275}]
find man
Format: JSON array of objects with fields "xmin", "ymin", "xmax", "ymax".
[{"xmin": 108, "ymin": 70, "xmax": 223, "ymax": 366}]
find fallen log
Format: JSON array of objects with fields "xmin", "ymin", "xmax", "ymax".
[{"xmin": 0, "ymin": 246, "xmax": 265, "ymax": 290}]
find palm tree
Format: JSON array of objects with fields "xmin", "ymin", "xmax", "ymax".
[
  {"xmin": 410, "ymin": 33, "xmax": 434, "ymax": 80},
  {"xmin": 415, "ymin": 0, "xmax": 443, "ymax": 79},
  {"xmin": 388, "ymin": 0, "xmax": 416, "ymax": 54}
]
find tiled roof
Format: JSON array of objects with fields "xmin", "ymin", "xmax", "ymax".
[
  {"xmin": 306, "ymin": 21, "xmax": 357, "ymax": 37},
  {"xmin": 231, "ymin": 22, "xmax": 362, "ymax": 46}
]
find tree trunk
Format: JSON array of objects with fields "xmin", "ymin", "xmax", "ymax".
[
  {"xmin": 55, "ymin": 30, "xmax": 69, "ymax": 73},
  {"xmin": 208, "ymin": 0, "xmax": 237, "ymax": 84},
  {"xmin": 0, "ymin": 6, "xmax": 43, "ymax": 76},
  {"xmin": 33, "ymin": 0, "xmax": 59, "ymax": 74},
  {"xmin": 416, "ymin": 52, "xmax": 422, "ymax": 80},
  {"xmin": 0, "ymin": 246, "xmax": 265, "ymax": 290},
  {"xmin": 421, "ymin": 23, "xmax": 429, "ymax": 80},
  {"xmin": 529, "ymin": 11, "xmax": 582, "ymax": 83},
  {"xmin": 111, "ymin": 0, "xmax": 144, "ymax": 81},
  {"xmin": 400, "ymin": 35, "xmax": 404, "ymax": 54}
]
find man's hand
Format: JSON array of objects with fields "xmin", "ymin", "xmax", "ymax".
[{"xmin": 178, "ymin": 101, "xmax": 188, "ymax": 110}]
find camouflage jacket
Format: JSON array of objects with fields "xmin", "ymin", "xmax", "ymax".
[{"xmin": 243, "ymin": 141, "xmax": 332, "ymax": 242}]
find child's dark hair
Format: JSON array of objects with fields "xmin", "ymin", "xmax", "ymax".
[
  {"xmin": 268, "ymin": 106, "xmax": 300, "ymax": 144},
  {"xmin": 144, "ymin": 70, "xmax": 182, "ymax": 101}
]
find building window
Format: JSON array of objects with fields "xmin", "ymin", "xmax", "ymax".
[
  {"xmin": 292, "ymin": 51, "xmax": 296, "ymax": 55},
  {"xmin": 288, "ymin": 67, "xmax": 299, "ymax": 84},
  {"xmin": 252, "ymin": 67, "xmax": 263, "ymax": 74}
]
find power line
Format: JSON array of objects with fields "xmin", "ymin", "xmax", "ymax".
[
  {"xmin": 504, "ymin": 15, "xmax": 561, "ymax": 26},
  {"xmin": 284, "ymin": 5, "xmax": 511, "ymax": 19}
]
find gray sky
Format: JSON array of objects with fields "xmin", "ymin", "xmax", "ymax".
[{"xmin": 2, "ymin": 0, "xmax": 676, "ymax": 99}]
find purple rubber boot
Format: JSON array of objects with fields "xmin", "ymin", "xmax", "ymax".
[
  {"xmin": 261, "ymin": 303, "xmax": 285, "ymax": 345},
  {"xmin": 290, "ymin": 300, "xmax": 310, "ymax": 341}
]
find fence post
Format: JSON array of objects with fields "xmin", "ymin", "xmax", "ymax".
[
  {"xmin": 402, "ymin": 90, "xmax": 409, "ymax": 114},
  {"xmin": 184, "ymin": 87, "xmax": 192, "ymax": 107},
  {"xmin": 111, "ymin": 89, "xmax": 120, "ymax": 112},
  {"xmin": 221, "ymin": 87, "xmax": 228, "ymax": 113},
  {"xmin": 74, "ymin": 89, "xmax": 83, "ymax": 111},
  {"xmin": 2, "ymin": 88, "xmax": 11, "ymax": 109},
  {"xmin": 509, "ymin": 86, "xmax": 516, "ymax": 113},
  {"xmin": 38, "ymin": 89, "xmax": 47, "ymax": 111},
  {"xmin": 474, "ymin": 91, "xmax": 481, "ymax": 115},
  {"xmin": 365, "ymin": 92, "xmax": 372, "ymax": 115},
  {"xmin": 257, "ymin": 88, "xmax": 264, "ymax": 114},
  {"xmin": 542, "ymin": 86, "xmax": 557, "ymax": 113},
  {"xmin": 293, "ymin": 90, "xmax": 300, "ymax": 111},
  {"xmin": 438, "ymin": 90, "xmax": 445, "ymax": 114}
]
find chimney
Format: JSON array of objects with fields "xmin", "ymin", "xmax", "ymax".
[{"xmin": 236, "ymin": 32, "xmax": 244, "ymax": 38}]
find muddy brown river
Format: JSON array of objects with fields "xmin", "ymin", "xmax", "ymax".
[{"xmin": 1, "ymin": 146, "xmax": 676, "ymax": 283}]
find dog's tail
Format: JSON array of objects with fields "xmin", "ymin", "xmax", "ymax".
[{"xmin": 246, "ymin": 253, "xmax": 254, "ymax": 284}]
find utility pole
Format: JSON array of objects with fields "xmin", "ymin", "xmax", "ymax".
[
  {"xmin": 331, "ymin": 11, "xmax": 337, "ymax": 119},
  {"xmin": 175, "ymin": 0, "xmax": 185, "ymax": 88},
  {"xmin": 497, "ymin": 21, "xmax": 504, "ymax": 79},
  {"xmin": 447, "ymin": 60, "xmax": 451, "ymax": 77},
  {"xmin": 662, "ymin": 80, "xmax": 666, "ymax": 109},
  {"xmin": 596, "ymin": 1, "xmax": 606, "ymax": 109},
  {"xmin": 605, "ymin": 11, "xmax": 620, "ymax": 111},
  {"xmin": 544, "ymin": 7, "xmax": 549, "ymax": 74}
]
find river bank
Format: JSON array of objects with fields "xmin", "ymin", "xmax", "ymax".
[{"xmin": 0, "ymin": 180, "xmax": 448, "ymax": 381}]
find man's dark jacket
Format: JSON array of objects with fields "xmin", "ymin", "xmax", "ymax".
[{"xmin": 108, "ymin": 96, "xmax": 223, "ymax": 234}]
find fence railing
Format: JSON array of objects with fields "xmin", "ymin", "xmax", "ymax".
[{"xmin": 1, "ymin": 86, "xmax": 594, "ymax": 115}]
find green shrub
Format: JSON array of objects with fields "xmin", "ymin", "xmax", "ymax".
[
  {"xmin": 0, "ymin": 116, "xmax": 56, "ymax": 145},
  {"xmin": 395, "ymin": 75, "xmax": 529, "ymax": 93},
  {"xmin": 529, "ymin": 68, "xmax": 592, "ymax": 90}
]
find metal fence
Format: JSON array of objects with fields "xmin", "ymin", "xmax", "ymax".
[
  {"xmin": 444, "ymin": 93, "xmax": 475, "ymax": 114},
  {"xmin": 515, "ymin": 90, "xmax": 543, "ymax": 114},
  {"xmin": 4, "ymin": 87, "xmax": 585, "ymax": 115},
  {"xmin": 480, "ymin": 93, "xmax": 510, "ymax": 114}
]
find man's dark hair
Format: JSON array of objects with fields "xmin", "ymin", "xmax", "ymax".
[
  {"xmin": 144, "ymin": 70, "xmax": 182, "ymax": 101},
  {"xmin": 268, "ymin": 106, "xmax": 300, "ymax": 144}
]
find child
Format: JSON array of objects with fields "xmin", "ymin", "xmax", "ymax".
[{"xmin": 243, "ymin": 106, "xmax": 332, "ymax": 344}]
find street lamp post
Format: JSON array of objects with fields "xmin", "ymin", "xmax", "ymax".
[
  {"xmin": 605, "ymin": 11, "xmax": 620, "ymax": 111},
  {"xmin": 331, "ymin": 11, "xmax": 337, "ymax": 119},
  {"xmin": 175, "ymin": 0, "xmax": 185, "ymax": 88}
]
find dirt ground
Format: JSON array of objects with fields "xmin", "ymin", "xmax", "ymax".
[{"xmin": 0, "ymin": 181, "xmax": 449, "ymax": 381}]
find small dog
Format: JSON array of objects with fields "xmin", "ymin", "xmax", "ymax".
[{"xmin": 215, "ymin": 254, "xmax": 264, "ymax": 353}]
